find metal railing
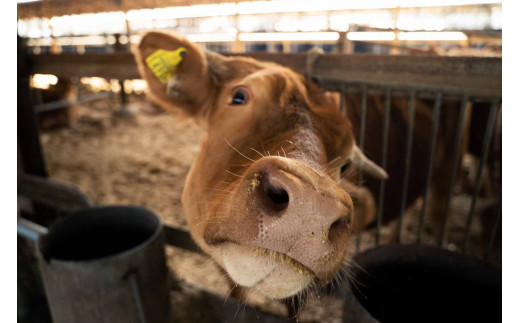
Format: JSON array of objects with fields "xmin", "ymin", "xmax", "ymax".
[{"xmin": 331, "ymin": 81, "xmax": 501, "ymax": 260}]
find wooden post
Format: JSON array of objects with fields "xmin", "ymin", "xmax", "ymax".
[
  {"xmin": 17, "ymin": 38, "xmax": 54, "ymax": 323},
  {"xmin": 18, "ymin": 36, "xmax": 47, "ymax": 178},
  {"xmin": 18, "ymin": 36, "xmax": 60, "ymax": 226},
  {"xmin": 390, "ymin": 7, "xmax": 401, "ymax": 55},
  {"xmin": 232, "ymin": 38, "xmax": 245, "ymax": 53},
  {"xmin": 113, "ymin": 33, "xmax": 135, "ymax": 116},
  {"xmin": 282, "ymin": 41, "xmax": 291, "ymax": 53},
  {"xmin": 337, "ymin": 31, "xmax": 353, "ymax": 54}
]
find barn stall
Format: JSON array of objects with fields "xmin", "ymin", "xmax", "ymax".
[{"xmin": 17, "ymin": 1, "xmax": 502, "ymax": 322}]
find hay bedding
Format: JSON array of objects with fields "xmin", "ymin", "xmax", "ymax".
[{"xmin": 41, "ymin": 93, "xmax": 498, "ymax": 322}]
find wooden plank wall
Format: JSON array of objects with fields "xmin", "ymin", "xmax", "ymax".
[{"xmin": 29, "ymin": 52, "xmax": 502, "ymax": 98}]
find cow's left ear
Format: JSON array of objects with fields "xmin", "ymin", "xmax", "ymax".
[
  {"xmin": 324, "ymin": 91, "xmax": 341, "ymax": 108},
  {"xmin": 134, "ymin": 31, "xmax": 229, "ymax": 119},
  {"xmin": 339, "ymin": 179, "xmax": 376, "ymax": 231}
]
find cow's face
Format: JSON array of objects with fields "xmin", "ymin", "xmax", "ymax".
[{"xmin": 135, "ymin": 32, "xmax": 386, "ymax": 299}]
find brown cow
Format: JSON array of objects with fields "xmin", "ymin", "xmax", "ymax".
[
  {"xmin": 343, "ymin": 94, "xmax": 469, "ymax": 237},
  {"xmin": 134, "ymin": 31, "xmax": 387, "ymax": 302}
]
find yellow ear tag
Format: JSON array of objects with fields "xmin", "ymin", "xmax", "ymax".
[{"xmin": 145, "ymin": 47, "xmax": 187, "ymax": 84}]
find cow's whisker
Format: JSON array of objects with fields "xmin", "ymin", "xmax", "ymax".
[
  {"xmin": 226, "ymin": 169, "xmax": 244, "ymax": 178},
  {"xmin": 244, "ymin": 286, "xmax": 253, "ymax": 311},
  {"xmin": 250, "ymin": 148, "xmax": 265, "ymax": 158},
  {"xmin": 281, "ymin": 146, "xmax": 287, "ymax": 158},
  {"xmin": 328, "ymin": 156, "xmax": 343, "ymax": 167},
  {"xmin": 202, "ymin": 187, "xmax": 235, "ymax": 193},
  {"xmin": 223, "ymin": 284, "xmax": 238, "ymax": 306},
  {"xmin": 328, "ymin": 160, "xmax": 349, "ymax": 175},
  {"xmin": 286, "ymin": 140, "xmax": 306, "ymax": 159},
  {"xmin": 348, "ymin": 258, "xmax": 369, "ymax": 275},
  {"xmin": 230, "ymin": 163, "xmax": 254, "ymax": 168},
  {"xmin": 261, "ymin": 142, "xmax": 268, "ymax": 157},
  {"xmin": 225, "ymin": 138, "xmax": 255, "ymax": 162}
]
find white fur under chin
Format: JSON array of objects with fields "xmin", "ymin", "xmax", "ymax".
[{"xmin": 222, "ymin": 243, "xmax": 314, "ymax": 299}]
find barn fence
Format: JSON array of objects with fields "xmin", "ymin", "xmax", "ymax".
[{"xmin": 18, "ymin": 48, "xmax": 501, "ymax": 321}]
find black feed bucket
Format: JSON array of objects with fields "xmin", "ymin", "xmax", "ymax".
[
  {"xmin": 343, "ymin": 244, "xmax": 501, "ymax": 323},
  {"xmin": 36, "ymin": 206, "xmax": 170, "ymax": 323}
]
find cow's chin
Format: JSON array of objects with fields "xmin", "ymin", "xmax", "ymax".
[{"xmin": 221, "ymin": 243, "xmax": 314, "ymax": 299}]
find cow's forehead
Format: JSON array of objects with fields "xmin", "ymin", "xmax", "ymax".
[
  {"xmin": 226, "ymin": 63, "xmax": 325, "ymax": 107},
  {"xmin": 214, "ymin": 61, "xmax": 352, "ymax": 160},
  {"xmin": 238, "ymin": 64, "xmax": 297, "ymax": 83}
]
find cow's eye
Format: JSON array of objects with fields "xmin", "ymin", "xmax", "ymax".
[{"xmin": 231, "ymin": 87, "xmax": 249, "ymax": 105}]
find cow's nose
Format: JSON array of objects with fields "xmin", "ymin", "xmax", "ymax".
[
  {"xmin": 257, "ymin": 168, "xmax": 290, "ymax": 213},
  {"xmin": 244, "ymin": 157, "xmax": 352, "ymax": 278},
  {"xmin": 254, "ymin": 166, "xmax": 350, "ymax": 244}
]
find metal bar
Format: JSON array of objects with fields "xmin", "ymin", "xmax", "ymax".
[
  {"xmin": 463, "ymin": 99, "xmax": 500, "ymax": 253},
  {"xmin": 356, "ymin": 85, "xmax": 368, "ymax": 253},
  {"xmin": 397, "ymin": 90, "xmax": 416, "ymax": 242},
  {"xmin": 17, "ymin": 218, "xmax": 49, "ymax": 242},
  {"xmin": 35, "ymin": 91, "xmax": 113, "ymax": 113},
  {"xmin": 127, "ymin": 271, "xmax": 147, "ymax": 323},
  {"xmin": 484, "ymin": 188, "xmax": 502, "ymax": 260},
  {"xmin": 323, "ymin": 83, "xmax": 498, "ymax": 101},
  {"xmin": 375, "ymin": 87, "xmax": 391, "ymax": 246},
  {"xmin": 120, "ymin": 79, "xmax": 128, "ymax": 105},
  {"xmin": 358, "ymin": 85, "xmax": 368, "ymax": 157},
  {"xmin": 18, "ymin": 173, "xmax": 94, "ymax": 212},
  {"xmin": 164, "ymin": 225, "xmax": 204, "ymax": 255},
  {"xmin": 438, "ymin": 96, "xmax": 469, "ymax": 246},
  {"xmin": 417, "ymin": 92, "xmax": 442, "ymax": 243},
  {"xmin": 318, "ymin": 78, "xmax": 500, "ymax": 100},
  {"xmin": 339, "ymin": 84, "xmax": 345, "ymax": 113},
  {"xmin": 35, "ymin": 98, "xmax": 75, "ymax": 113}
]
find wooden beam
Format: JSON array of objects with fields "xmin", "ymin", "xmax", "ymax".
[
  {"xmin": 17, "ymin": 0, "xmax": 234, "ymax": 19},
  {"xmin": 29, "ymin": 53, "xmax": 140, "ymax": 79},
  {"xmin": 28, "ymin": 52, "xmax": 502, "ymax": 98},
  {"xmin": 229, "ymin": 52, "xmax": 502, "ymax": 98}
]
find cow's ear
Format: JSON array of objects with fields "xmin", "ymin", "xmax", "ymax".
[
  {"xmin": 339, "ymin": 180, "xmax": 376, "ymax": 231},
  {"xmin": 324, "ymin": 91, "xmax": 341, "ymax": 108},
  {"xmin": 134, "ymin": 31, "xmax": 218, "ymax": 118}
]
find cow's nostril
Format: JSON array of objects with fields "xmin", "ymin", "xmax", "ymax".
[
  {"xmin": 328, "ymin": 216, "xmax": 349, "ymax": 242},
  {"xmin": 261, "ymin": 178, "xmax": 289, "ymax": 213},
  {"xmin": 330, "ymin": 218, "xmax": 343, "ymax": 231}
]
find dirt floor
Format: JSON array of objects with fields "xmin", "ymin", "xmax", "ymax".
[{"xmin": 39, "ymin": 92, "xmax": 501, "ymax": 322}]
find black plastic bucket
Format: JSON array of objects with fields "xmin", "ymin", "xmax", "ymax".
[
  {"xmin": 37, "ymin": 206, "xmax": 170, "ymax": 323},
  {"xmin": 343, "ymin": 244, "xmax": 501, "ymax": 323}
]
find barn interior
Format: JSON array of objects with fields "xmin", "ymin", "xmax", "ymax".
[{"xmin": 17, "ymin": 1, "xmax": 503, "ymax": 323}]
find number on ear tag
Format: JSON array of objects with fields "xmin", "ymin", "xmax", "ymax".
[{"xmin": 145, "ymin": 47, "xmax": 187, "ymax": 84}]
